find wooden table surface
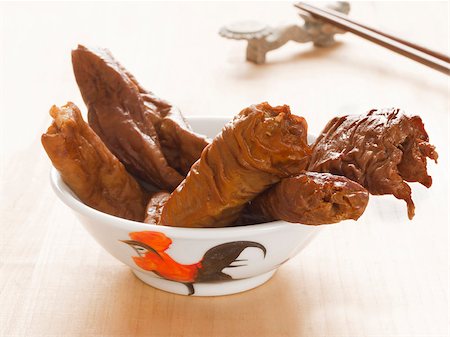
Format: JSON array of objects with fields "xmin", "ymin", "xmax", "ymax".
[{"xmin": 1, "ymin": 2, "xmax": 448, "ymax": 336}]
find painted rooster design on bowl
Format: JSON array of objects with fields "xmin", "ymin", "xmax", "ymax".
[{"xmin": 121, "ymin": 231, "xmax": 267, "ymax": 295}]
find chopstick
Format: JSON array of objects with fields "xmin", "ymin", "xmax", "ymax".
[
  {"xmin": 295, "ymin": 2, "xmax": 450, "ymax": 75},
  {"xmin": 299, "ymin": 2, "xmax": 450, "ymax": 63}
]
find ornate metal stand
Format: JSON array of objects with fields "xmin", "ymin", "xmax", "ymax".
[{"xmin": 219, "ymin": 2, "xmax": 350, "ymax": 64}]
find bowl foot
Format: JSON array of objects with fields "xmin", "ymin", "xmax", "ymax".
[{"xmin": 132, "ymin": 269, "xmax": 276, "ymax": 296}]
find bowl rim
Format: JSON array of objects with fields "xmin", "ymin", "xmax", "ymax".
[{"xmin": 49, "ymin": 115, "xmax": 319, "ymax": 239}]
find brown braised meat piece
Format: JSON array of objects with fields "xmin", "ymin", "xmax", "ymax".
[
  {"xmin": 72, "ymin": 45, "xmax": 208, "ymax": 189},
  {"xmin": 144, "ymin": 191, "xmax": 170, "ymax": 225},
  {"xmin": 160, "ymin": 102, "xmax": 311, "ymax": 228},
  {"xmin": 308, "ymin": 108, "xmax": 438, "ymax": 219},
  {"xmin": 242, "ymin": 173, "xmax": 369, "ymax": 225},
  {"xmin": 158, "ymin": 111, "xmax": 210, "ymax": 175},
  {"xmin": 131, "ymin": 79, "xmax": 209, "ymax": 175},
  {"xmin": 41, "ymin": 102, "xmax": 148, "ymax": 221}
]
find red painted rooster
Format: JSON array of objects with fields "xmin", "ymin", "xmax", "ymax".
[{"xmin": 121, "ymin": 231, "xmax": 266, "ymax": 295}]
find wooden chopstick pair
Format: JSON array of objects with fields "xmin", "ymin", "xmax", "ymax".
[{"xmin": 295, "ymin": 2, "xmax": 450, "ymax": 75}]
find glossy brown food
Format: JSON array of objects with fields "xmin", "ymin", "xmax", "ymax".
[
  {"xmin": 160, "ymin": 102, "xmax": 311, "ymax": 228},
  {"xmin": 125, "ymin": 71, "xmax": 209, "ymax": 175},
  {"xmin": 158, "ymin": 109, "xmax": 210, "ymax": 175},
  {"xmin": 144, "ymin": 191, "xmax": 170, "ymax": 225},
  {"xmin": 242, "ymin": 173, "xmax": 369, "ymax": 225},
  {"xmin": 308, "ymin": 108, "xmax": 438, "ymax": 219},
  {"xmin": 41, "ymin": 102, "xmax": 147, "ymax": 221},
  {"xmin": 72, "ymin": 45, "xmax": 208, "ymax": 189}
]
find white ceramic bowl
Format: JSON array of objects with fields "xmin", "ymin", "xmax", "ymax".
[{"xmin": 50, "ymin": 117, "xmax": 320, "ymax": 296}]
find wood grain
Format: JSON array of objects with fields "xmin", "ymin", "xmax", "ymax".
[{"xmin": 0, "ymin": 2, "xmax": 448, "ymax": 337}]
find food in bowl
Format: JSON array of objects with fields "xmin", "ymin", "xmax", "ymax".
[
  {"xmin": 72, "ymin": 45, "xmax": 209, "ymax": 189},
  {"xmin": 308, "ymin": 108, "xmax": 438, "ymax": 219},
  {"xmin": 240, "ymin": 172, "xmax": 369, "ymax": 225},
  {"xmin": 42, "ymin": 45, "xmax": 438, "ymax": 295},
  {"xmin": 41, "ymin": 103, "xmax": 147, "ymax": 221},
  {"xmin": 160, "ymin": 102, "xmax": 312, "ymax": 228}
]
